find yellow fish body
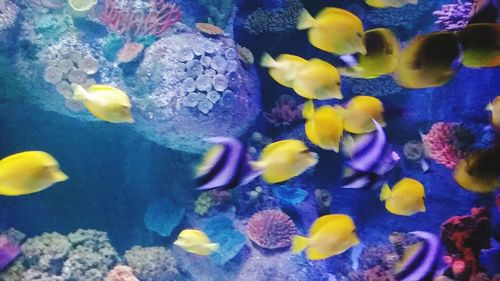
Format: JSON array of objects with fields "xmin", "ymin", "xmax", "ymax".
[
  {"xmin": 0, "ymin": 151, "xmax": 68, "ymax": 196},
  {"xmin": 292, "ymin": 214, "xmax": 360, "ymax": 260},
  {"xmin": 365, "ymin": 0, "xmax": 417, "ymax": 8},
  {"xmin": 260, "ymin": 53, "xmax": 308, "ymax": 88},
  {"xmin": 173, "ymin": 229, "xmax": 219, "ymax": 256},
  {"xmin": 486, "ymin": 96, "xmax": 500, "ymax": 128},
  {"xmin": 297, "ymin": 8, "xmax": 366, "ymax": 55},
  {"xmin": 380, "ymin": 178, "xmax": 426, "ymax": 216},
  {"xmin": 453, "ymin": 149, "xmax": 500, "ymax": 193},
  {"xmin": 72, "ymin": 84, "xmax": 134, "ymax": 123},
  {"xmin": 338, "ymin": 96, "xmax": 385, "ymax": 134},
  {"xmin": 456, "ymin": 24, "xmax": 500, "ymax": 68},
  {"xmin": 340, "ymin": 28, "xmax": 400, "ymax": 79},
  {"xmin": 292, "ymin": 59, "xmax": 343, "ymax": 100},
  {"xmin": 256, "ymin": 139, "xmax": 318, "ymax": 184},
  {"xmin": 303, "ymin": 101, "xmax": 344, "ymax": 152}
]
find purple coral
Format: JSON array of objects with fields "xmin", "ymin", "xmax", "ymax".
[
  {"xmin": 264, "ymin": 95, "xmax": 302, "ymax": 126},
  {"xmin": 246, "ymin": 209, "xmax": 297, "ymax": 250},
  {"xmin": 0, "ymin": 235, "xmax": 20, "ymax": 271},
  {"xmin": 433, "ymin": 0, "xmax": 473, "ymax": 31}
]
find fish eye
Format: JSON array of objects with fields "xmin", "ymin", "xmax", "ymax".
[{"xmin": 336, "ymin": 81, "xmax": 341, "ymax": 86}]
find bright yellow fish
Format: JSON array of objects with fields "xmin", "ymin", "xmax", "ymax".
[
  {"xmin": 292, "ymin": 214, "xmax": 360, "ymax": 260},
  {"xmin": 486, "ymin": 96, "xmax": 500, "ymax": 128},
  {"xmin": 0, "ymin": 151, "xmax": 68, "ymax": 196},
  {"xmin": 337, "ymin": 95, "xmax": 385, "ymax": 134},
  {"xmin": 303, "ymin": 100, "xmax": 344, "ymax": 152},
  {"xmin": 297, "ymin": 8, "xmax": 366, "ymax": 55},
  {"xmin": 255, "ymin": 139, "xmax": 318, "ymax": 184},
  {"xmin": 365, "ymin": 0, "xmax": 417, "ymax": 8},
  {"xmin": 453, "ymin": 149, "xmax": 500, "ymax": 193},
  {"xmin": 293, "ymin": 59, "xmax": 343, "ymax": 100},
  {"xmin": 72, "ymin": 84, "xmax": 134, "ymax": 123},
  {"xmin": 260, "ymin": 53, "xmax": 308, "ymax": 88},
  {"xmin": 380, "ymin": 178, "xmax": 426, "ymax": 216},
  {"xmin": 174, "ymin": 229, "xmax": 219, "ymax": 256},
  {"xmin": 456, "ymin": 23, "xmax": 500, "ymax": 68}
]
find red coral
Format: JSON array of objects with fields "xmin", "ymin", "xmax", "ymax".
[
  {"xmin": 246, "ymin": 209, "xmax": 296, "ymax": 250},
  {"xmin": 100, "ymin": 0, "xmax": 181, "ymax": 38},
  {"xmin": 263, "ymin": 95, "xmax": 302, "ymax": 126},
  {"xmin": 422, "ymin": 122, "xmax": 463, "ymax": 169},
  {"xmin": 440, "ymin": 207, "xmax": 491, "ymax": 280}
]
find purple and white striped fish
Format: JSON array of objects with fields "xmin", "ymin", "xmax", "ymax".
[
  {"xmin": 195, "ymin": 137, "xmax": 261, "ymax": 191},
  {"xmin": 395, "ymin": 231, "xmax": 445, "ymax": 281}
]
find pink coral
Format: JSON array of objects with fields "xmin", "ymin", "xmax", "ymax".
[
  {"xmin": 105, "ymin": 265, "xmax": 139, "ymax": 281},
  {"xmin": 422, "ymin": 122, "xmax": 462, "ymax": 168},
  {"xmin": 264, "ymin": 95, "xmax": 302, "ymax": 126},
  {"xmin": 117, "ymin": 42, "xmax": 144, "ymax": 64},
  {"xmin": 100, "ymin": 0, "xmax": 181, "ymax": 38},
  {"xmin": 246, "ymin": 209, "xmax": 297, "ymax": 250}
]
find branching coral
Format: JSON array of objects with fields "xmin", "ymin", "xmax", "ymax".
[
  {"xmin": 433, "ymin": 0, "xmax": 473, "ymax": 31},
  {"xmin": 263, "ymin": 95, "xmax": 302, "ymax": 126},
  {"xmin": 244, "ymin": 0, "xmax": 303, "ymax": 34},
  {"xmin": 0, "ymin": 0, "xmax": 19, "ymax": 31},
  {"xmin": 246, "ymin": 209, "xmax": 297, "ymax": 250},
  {"xmin": 124, "ymin": 246, "xmax": 179, "ymax": 281},
  {"xmin": 422, "ymin": 122, "xmax": 463, "ymax": 169}
]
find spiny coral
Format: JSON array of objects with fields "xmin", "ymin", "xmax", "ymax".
[
  {"xmin": 124, "ymin": 246, "xmax": 179, "ymax": 281},
  {"xmin": 105, "ymin": 265, "xmax": 139, "ymax": 281},
  {"xmin": 244, "ymin": 0, "xmax": 303, "ymax": 34},
  {"xmin": 263, "ymin": 95, "xmax": 302, "ymax": 127},
  {"xmin": 422, "ymin": 122, "xmax": 463, "ymax": 169},
  {"xmin": 0, "ymin": 0, "xmax": 19, "ymax": 31},
  {"xmin": 246, "ymin": 209, "xmax": 297, "ymax": 250},
  {"xmin": 433, "ymin": 0, "xmax": 473, "ymax": 31}
]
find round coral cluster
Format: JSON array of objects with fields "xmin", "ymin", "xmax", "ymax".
[
  {"xmin": 246, "ymin": 209, "xmax": 297, "ymax": 250},
  {"xmin": 422, "ymin": 122, "xmax": 463, "ymax": 169}
]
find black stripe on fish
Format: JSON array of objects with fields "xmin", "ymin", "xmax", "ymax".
[{"xmin": 196, "ymin": 142, "xmax": 231, "ymax": 189}]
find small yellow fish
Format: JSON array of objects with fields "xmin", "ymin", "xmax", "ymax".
[
  {"xmin": 293, "ymin": 59, "xmax": 343, "ymax": 100},
  {"xmin": 292, "ymin": 214, "xmax": 360, "ymax": 260},
  {"xmin": 337, "ymin": 96, "xmax": 385, "ymax": 134},
  {"xmin": 395, "ymin": 32, "xmax": 460, "ymax": 89},
  {"xmin": 173, "ymin": 229, "xmax": 219, "ymax": 256},
  {"xmin": 72, "ymin": 84, "xmax": 134, "ymax": 123},
  {"xmin": 456, "ymin": 23, "xmax": 500, "ymax": 68},
  {"xmin": 365, "ymin": 0, "xmax": 417, "ymax": 8},
  {"xmin": 260, "ymin": 53, "xmax": 308, "ymax": 88},
  {"xmin": 486, "ymin": 96, "xmax": 500, "ymax": 127},
  {"xmin": 0, "ymin": 151, "xmax": 68, "ymax": 196},
  {"xmin": 380, "ymin": 178, "xmax": 426, "ymax": 216},
  {"xmin": 297, "ymin": 8, "xmax": 366, "ymax": 55},
  {"xmin": 453, "ymin": 149, "xmax": 500, "ymax": 193},
  {"xmin": 340, "ymin": 28, "xmax": 400, "ymax": 79},
  {"xmin": 303, "ymin": 100, "xmax": 344, "ymax": 152},
  {"xmin": 255, "ymin": 139, "xmax": 318, "ymax": 184}
]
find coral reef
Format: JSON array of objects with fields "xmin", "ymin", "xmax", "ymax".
[
  {"xmin": 124, "ymin": 246, "xmax": 179, "ymax": 281},
  {"xmin": 194, "ymin": 192, "xmax": 216, "ymax": 215},
  {"xmin": 246, "ymin": 209, "xmax": 297, "ymax": 250},
  {"xmin": 203, "ymin": 216, "xmax": 246, "ymax": 265},
  {"xmin": 433, "ymin": 0, "xmax": 473, "ymax": 31},
  {"xmin": 116, "ymin": 42, "xmax": 144, "ymax": 64},
  {"xmin": 422, "ymin": 122, "xmax": 463, "ymax": 169},
  {"xmin": 0, "ymin": 235, "xmax": 21, "ymax": 271},
  {"xmin": 272, "ymin": 185, "xmax": 308, "ymax": 207},
  {"xmin": 263, "ymin": 95, "xmax": 303, "ymax": 127},
  {"xmin": 198, "ymin": 0, "xmax": 234, "ymax": 28},
  {"xmin": 144, "ymin": 196, "xmax": 186, "ymax": 237},
  {"xmin": 359, "ymin": 245, "xmax": 398, "ymax": 270},
  {"xmin": 346, "ymin": 76, "xmax": 404, "ymax": 97},
  {"xmin": 244, "ymin": 0, "xmax": 302, "ymax": 34},
  {"xmin": 105, "ymin": 265, "xmax": 139, "ymax": 281},
  {"xmin": 21, "ymin": 232, "xmax": 71, "ymax": 273},
  {"xmin": 0, "ymin": 0, "xmax": 18, "ymax": 31},
  {"xmin": 364, "ymin": 266, "xmax": 396, "ymax": 281}
]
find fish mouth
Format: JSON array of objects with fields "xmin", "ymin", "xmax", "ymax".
[{"xmin": 52, "ymin": 171, "xmax": 69, "ymax": 182}]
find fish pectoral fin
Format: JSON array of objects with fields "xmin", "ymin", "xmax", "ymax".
[{"xmin": 485, "ymin": 103, "xmax": 493, "ymax": 111}]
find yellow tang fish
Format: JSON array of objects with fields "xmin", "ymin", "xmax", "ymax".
[
  {"xmin": 395, "ymin": 32, "xmax": 460, "ymax": 89},
  {"xmin": 486, "ymin": 96, "xmax": 500, "ymax": 128},
  {"xmin": 337, "ymin": 95, "xmax": 385, "ymax": 134},
  {"xmin": 292, "ymin": 214, "xmax": 360, "ymax": 260},
  {"xmin": 72, "ymin": 84, "xmax": 134, "ymax": 123},
  {"xmin": 297, "ymin": 8, "xmax": 366, "ymax": 55},
  {"xmin": 254, "ymin": 139, "xmax": 318, "ymax": 184},
  {"xmin": 174, "ymin": 229, "xmax": 219, "ymax": 256},
  {"xmin": 260, "ymin": 53, "xmax": 308, "ymax": 88},
  {"xmin": 340, "ymin": 28, "xmax": 400, "ymax": 79},
  {"xmin": 365, "ymin": 0, "xmax": 417, "ymax": 8},
  {"xmin": 292, "ymin": 59, "xmax": 343, "ymax": 100},
  {"xmin": 456, "ymin": 23, "xmax": 500, "ymax": 68},
  {"xmin": 302, "ymin": 100, "xmax": 344, "ymax": 152},
  {"xmin": 453, "ymin": 149, "xmax": 500, "ymax": 193},
  {"xmin": 0, "ymin": 151, "xmax": 68, "ymax": 196},
  {"xmin": 380, "ymin": 178, "xmax": 426, "ymax": 216}
]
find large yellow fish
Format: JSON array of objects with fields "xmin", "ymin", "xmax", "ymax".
[
  {"xmin": 174, "ymin": 229, "xmax": 219, "ymax": 256},
  {"xmin": 453, "ymin": 149, "xmax": 500, "ymax": 193},
  {"xmin": 336, "ymin": 96, "xmax": 385, "ymax": 134},
  {"xmin": 260, "ymin": 53, "xmax": 308, "ymax": 88},
  {"xmin": 0, "ymin": 151, "xmax": 68, "ymax": 196},
  {"xmin": 395, "ymin": 32, "xmax": 460, "ymax": 89},
  {"xmin": 456, "ymin": 23, "xmax": 500, "ymax": 68},
  {"xmin": 380, "ymin": 178, "xmax": 426, "ymax": 216},
  {"xmin": 365, "ymin": 0, "xmax": 417, "ymax": 8},
  {"xmin": 72, "ymin": 84, "xmax": 134, "ymax": 123},
  {"xmin": 254, "ymin": 139, "xmax": 318, "ymax": 184},
  {"xmin": 297, "ymin": 8, "xmax": 366, "ymax": 55},
  {"xmin": 292, "ymin": 59, "xmax": 343, "ymax": 100},
  {"xmin": 302, "ymin": 100, "xmax": 344, "ymax": 152},
  {"xmin": 339, "ymin": 28, "xmax": 400, "ymax": 79},
  {"xmin": 292, "ymin": 214, "xmax": 360, "ymax": 260},
  {"xmin": 486, "ymin": 96, "xmax": 500, "ymax": 128}
]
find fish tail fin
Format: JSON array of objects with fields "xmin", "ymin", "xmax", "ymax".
[
  {"xmin": 260, "ymin": 52, "xmax": 277, "ymax": 68},
  {"xmin": 486, "ymin": 102, "xmax": 493, "ymax": 111},
  {"xmin": 208, "ymin": 243, "xmax": 220, "ymax": 252},
  {"xmin": 380, "ymin": 184, "xmax": 391, "ymax": 201},
  {"xmin": 72, "ymin": 84, "xmax": 88, "ymax": 101},
  {"xmin": 302, "ymin": 100, "xmax": 315, "ymax": 119},
  {"xmin": 297, "ymin": 9, "xmax": 316, "ymax": 30},
  {"xmin": 292, "ymin": 235, "xmax": 309, "ymax": 254}
]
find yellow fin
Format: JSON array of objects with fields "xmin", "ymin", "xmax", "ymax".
[
  {"xmin": 365, "ymin": 0, "xmax": 388, "ymax": 7},
  {"xmin": 208, "ymin": 243, "xmax": 219, "ymax": 252},
  {"xmin": 292, "ymin": 235, "xmax": 308, "ymax": 254},
  {"xmin": 302, "ymin": 100, "xmax": 315, "ymax": 119},
  {"xmin": 260, "ymin": 52, "xmax": 277, "ymax": 68},
  {"xmin": 72, "ymin": 84, "xmax": 88, "ymax": 101},
  {"xmin": 297, "ymin": 9, "xmax": 316, "ymax": 30},
  {"xmin": 380, "ymin": 184, "xmax": 391, "ymax": 201},
  {"xmin": 87, "ymin": 84, "xmax": 122, "ymax": 93}
]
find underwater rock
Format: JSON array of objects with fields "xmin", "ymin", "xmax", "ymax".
[
  {"xmin": 246, "ymin": 209, "xmax": 297, "ymax": 250},
  {"xmin": 144, "ymin": 196, "xmax": 186, "ymax": 237},
  {"xmin": 203, "ymin": 216, "xmax": 246, "ymax": 265},
  {"xmin": 124, "ymin": 246, "xmax": 179, "ymax": 281}
]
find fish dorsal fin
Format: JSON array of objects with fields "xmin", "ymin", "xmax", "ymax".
[
  {"xmin": 310, "ymin": 214, "xmax": 347, "ymax": 235},
  {"xmin": 278, "ymin": 54, "xmax": 308, "ymax": 64},
  {"xmin": 260, "ymin": 139, "xmax": 300, "ymax": 161},
  {"xmin": 88, "ymin": 84, "xmax": 122, "ymax": 94},
  {"xmin": 395, "ymin": 242, "xmax": 423, "ymax": 273},
  {"xmin": 302, "ymin": 100, "xmax": 315, "ymax": 119},
  {"xmin": 316, "ymin": 8, "xmax": 358, "ymax": 23}
]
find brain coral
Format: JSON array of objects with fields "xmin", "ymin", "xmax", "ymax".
[{"xmin": 246, "ymin": 209, "xmax": 297, "ymax": 250}]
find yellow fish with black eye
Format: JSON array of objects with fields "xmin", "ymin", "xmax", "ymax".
[
  {"xmin": 486, "ymin": 96, "xmax": 500, "ymax": 128},
  {"xmin": 456, "ymin": 23, "xmax": 500, "ymax": 68},
  {"xmin": 297, "ymin": 8, "xmax": 366, "ymax": 55},
  {"xmin": 365, "ymin": 0, "xmax": 417, "ymax": 8},
  {"xmin": 253, "ymin": 139, "xmax": 318, "ymax": 184},
  {"xmin": 339, "ymin": 28, "xmax": 400, "ymax": 79},
  {"xmin": 380, "ymin": 178, "xmax": 426, "ymax": 216},
  {"xmin": 453, "ymin": 148, "xmax": 500, "ymax": 193},
  {"xmin": 174, "ymin": 229, "xmax": 219, "ymax": 256},
  {"xmin": 260, "ymin": 53, "xmax": 308, "ymax": 88},
  {"xmin": 72, "ymin": 84, "xmax": 134, "ymax": 123},
  {"xmin": 292, "ymin": 214, "xmax": 360, "ymax": 260},
  {"xmin": 336, "ymin": 95, "xmax": 385, "ymax": 134},
  {"xmin": 0, "ymin": 151, "xmax": 68, "ymax": 196},
  {"xmin": 292, "ymin": 59, "xmax": 343, "ymax": 100},
  {"xmin": 302, "ymin": 100, "xmax": 344, "ymax": 152}
]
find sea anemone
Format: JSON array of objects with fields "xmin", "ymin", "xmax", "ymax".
[{"xmin": 246, "ymin": 209, "xmax": 297, "ymax": 250}]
